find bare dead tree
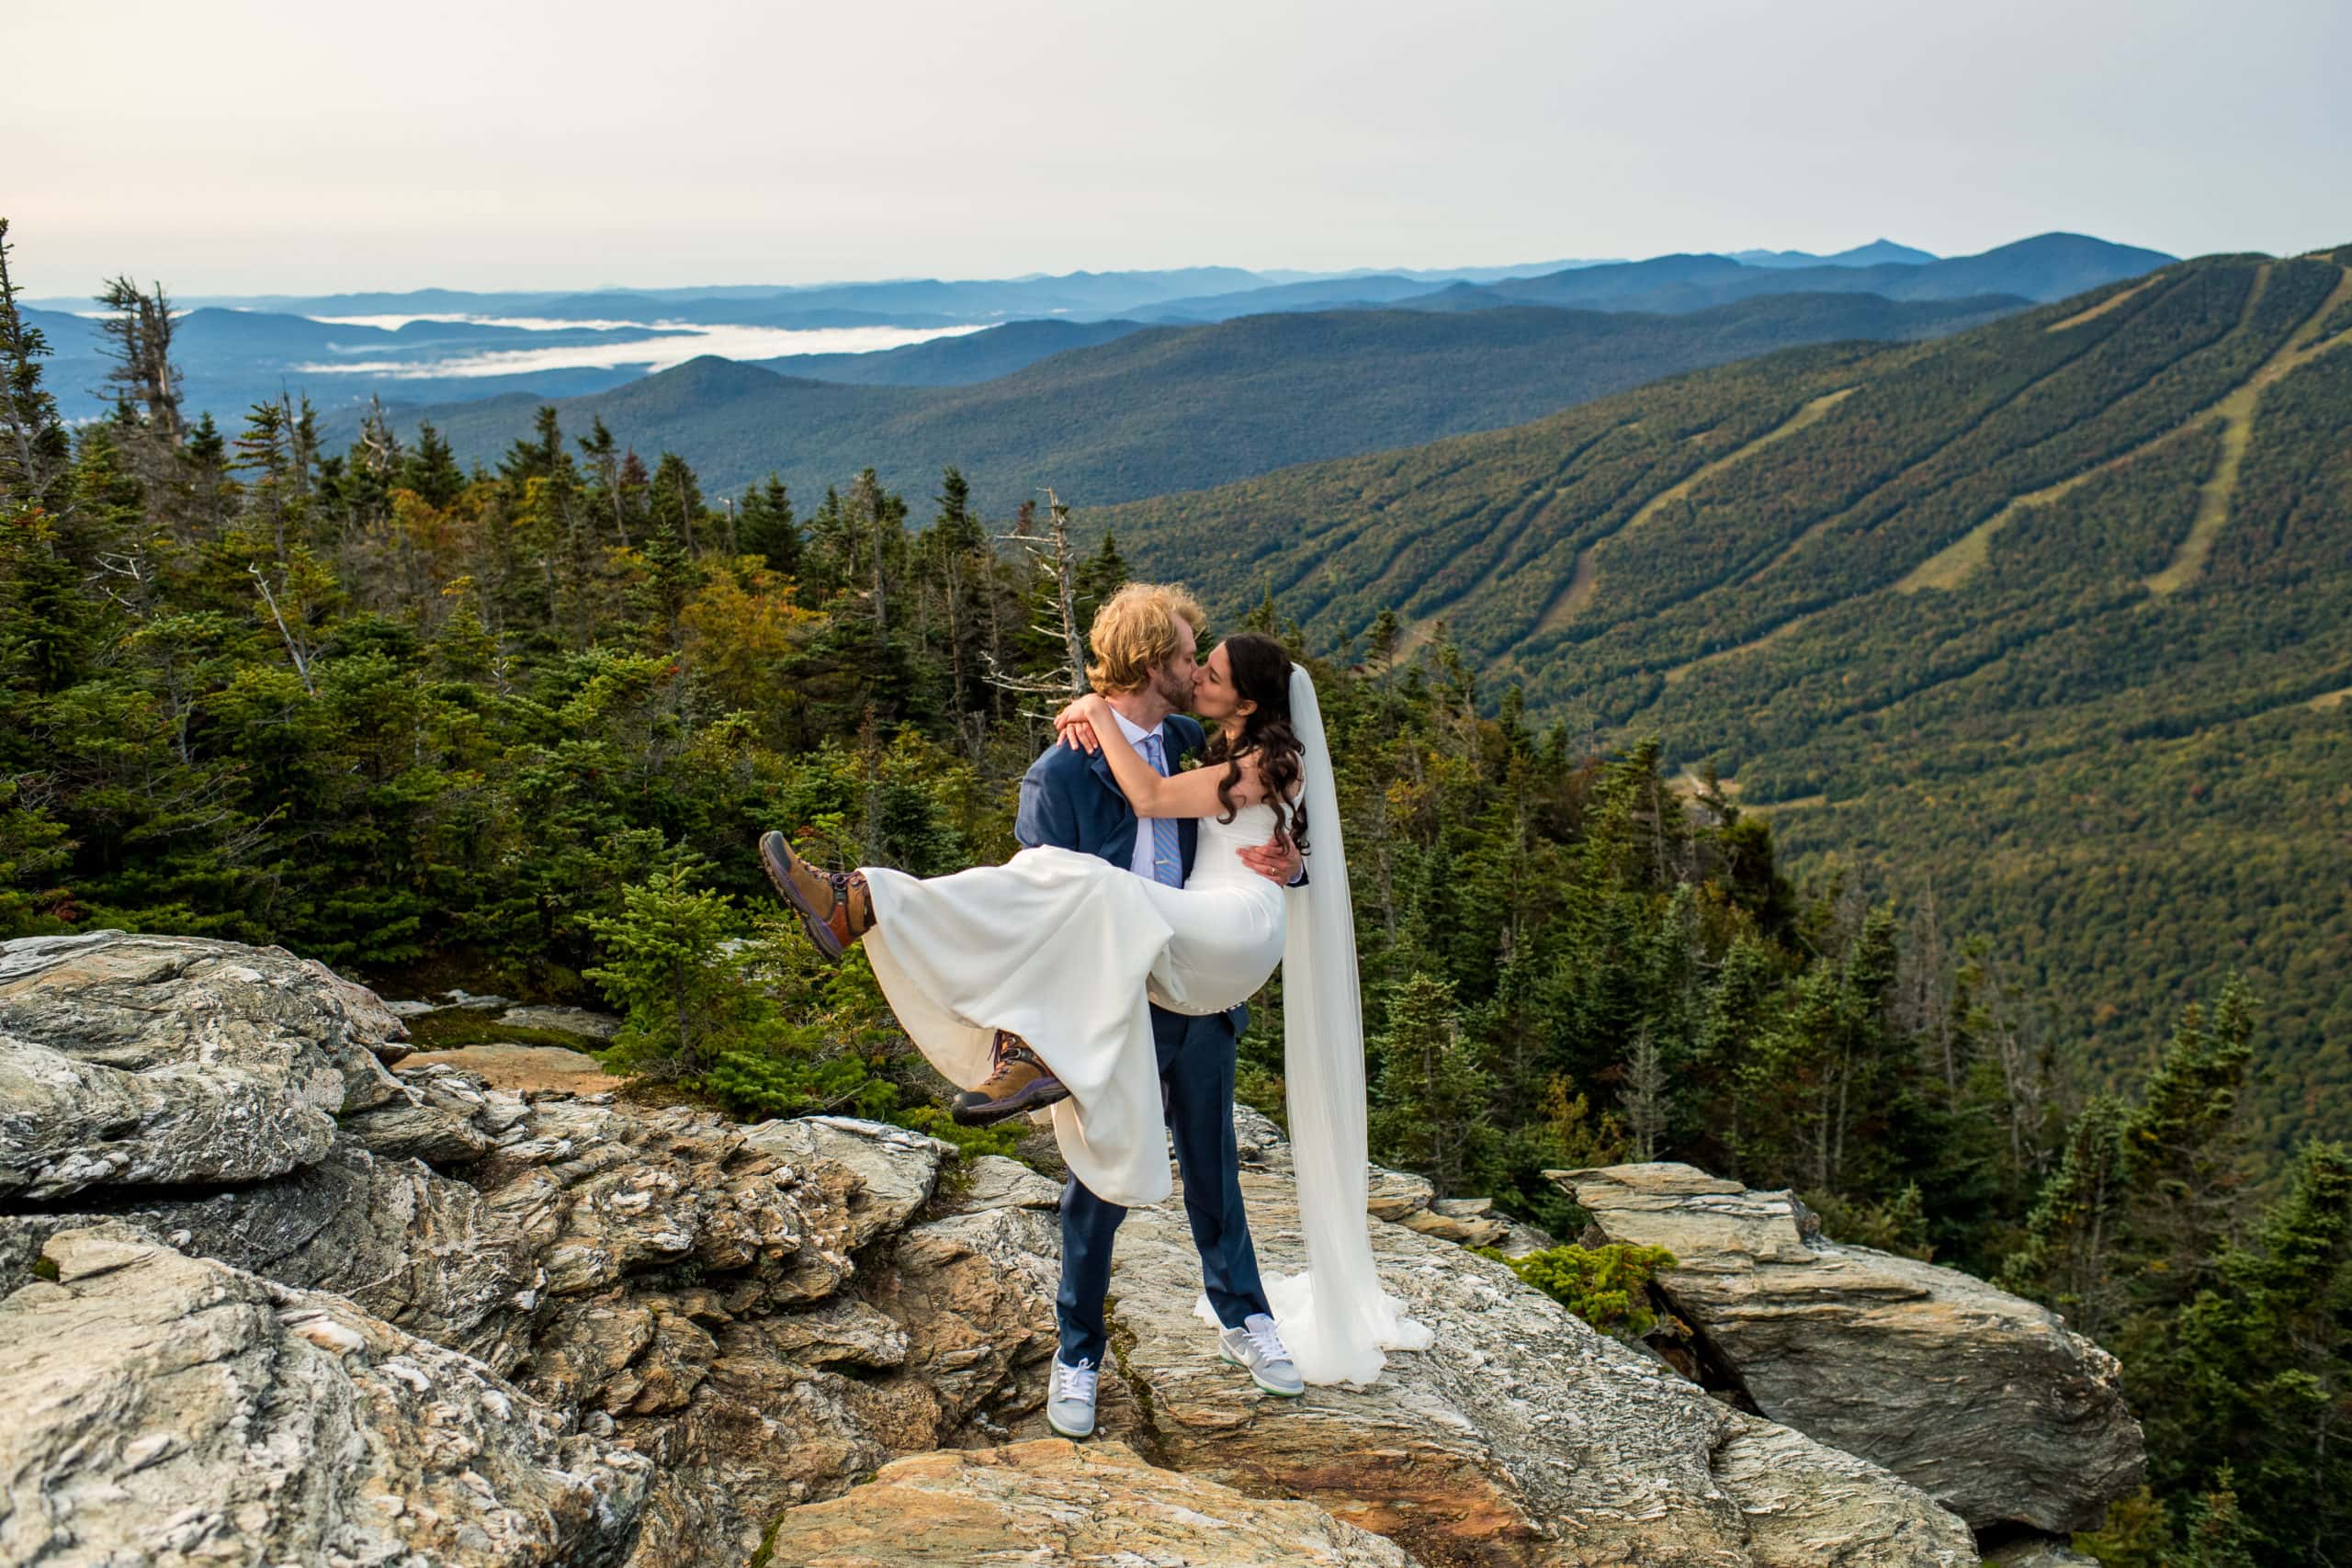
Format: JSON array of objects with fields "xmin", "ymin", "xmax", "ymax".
[
  {"xmin": 90, "ymin": 545, "xmax": 155, "ymax": 618},
  {"xmin": 96, "ymin": 276, "xmax": 185, "ymax": 447},
  {"xmin": 983, "ymin": 488, "xmax": 1091, "ymax": 716},
  {"xmin": 357, "ymin": 395, "xmax": 402, "ymax": 479},
  {"xmin": 249, "ymin": 564, "xmax": 317, "ymax": 695},
  {"xmin": 1896, "ymin": 886, "xmax": 1961, "ymax": 1090},
  {"xmin": 1973, "ymin": 942, "xmax": 2053, "ymax": 1178},
  {"xmin": 1623, "ymin": 1026, "xmax": 1670, "ymax": 1162}
]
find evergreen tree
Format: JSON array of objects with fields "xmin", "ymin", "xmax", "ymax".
[
  {"xmin": 2162, "ymin": 1143, "xmax": 2352, "ymax": 1565},
  {"xmin": 499, "ymin": 406, "xmax": 565, "ymax": 486},
  {"xmin": 843, "ymin": 468, "xmax": 905, "ymax": 623},
  {"xmin": 802, "ymin": 483, "xmax": 849, "ymax": 599},
  {"xmin": 1075, "ymin": 529, "xmax": 1128, "ymax": 624},
  {"xmin": 0, "ymin": 219, "xmax": 70, "ymax": 507},
  {"xmin": 916, "ymin": 466, "xmax": 989, "ymax": 725},
  {"xmin": 400, "ymin": 421, "xmax": 466, "ymax": 510},
  {"xmin": 650, "ymin": 451, "xmax": 705, "ymax": 551},
  {"xmin": 929, "ymin": 466, "xmax": 981, "ymax": 552},
  {"xmin": 575, "ymin": 417, "xmax": 627, "ymax": 546},
  {"xmin": 737, "ymin": 474, "xmax": 799, "ymax": 576},
  {"xmin": 1371, "ymin": 973, "xmax": 1498, "ymax": 1196}
]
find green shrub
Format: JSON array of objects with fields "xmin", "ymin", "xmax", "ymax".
[
  {"xmin": 1476, "ymin": 1242, "xmax": 1679, "ymax": 1337},
  {"xmin": 586, "ymin": 869, "xmax": 896, "ymax": 1121},
  {"xmin": 892, "ymin": 1105, "xmax": 1024, "ymax": 1162}
]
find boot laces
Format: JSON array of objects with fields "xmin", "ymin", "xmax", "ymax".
[{"xmin": 1244, "ymin": 1316, "xmax": 1290, "ymax": 1365}]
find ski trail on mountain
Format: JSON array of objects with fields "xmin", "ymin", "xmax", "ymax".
[
  {"xmin": 2149, "ymin": 264, "xmax": 2352, "ymax": 596},
  {"xmin": 1527, "ymin": 385, "xmax": 1861, "ymax": 637}
]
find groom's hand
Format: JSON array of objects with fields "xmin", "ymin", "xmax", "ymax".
[{"xmin": 1239, "ymin": 834, "xmax": 1303, "ymax": 886}]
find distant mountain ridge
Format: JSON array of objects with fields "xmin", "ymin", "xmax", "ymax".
[
  {"xmin": 28, "ymin": 231, "xmax": 2170, "ymax": 427},
  {"xmin": 1728, "ymin": 239, "xmax": 1939, "ymax": 268},
  {"xmin": 364, "ymin": 290, "xmax": 2026, "ymax": 511},
  {"xmin": 1416, "ymin": 233, "xmax": 2174, "ymax": 315},
  {"xmin": 28, "ymin": 232, "xmax": 2141, "ymax": 330}
]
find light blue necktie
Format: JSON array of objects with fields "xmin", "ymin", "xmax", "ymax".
[{"xmin": 1139, "ymin": 732, "xmax": 1182, "ymax": 887}]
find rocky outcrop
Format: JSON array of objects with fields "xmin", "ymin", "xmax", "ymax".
[
  {"xmin": 0, "ymin": 1224, "xmax": 650, "ymax": 1568},
  {"xmin": 1084, "ymin": 1110, "xmax": 1978, "ymax": 1567},
  {"xmin": 6, "ymin": 1134, "xmax": 537, "ymax": 1364},
  {"xmin": 4, "ymin": 1091, "xmax": 1023, "ymax": 1567},
  {"xmin": 1559, "ymin": 1163, "xmax": 2145, "ymax": 1536},
  {"xmin": 3, "ymin": 937, "xmax": 2007, "ymax": 1568},
  {"xmin": 756, "ymin": 1438, "xmax": 1419, "ymax": 1566},
  {"xmin": 0, "ymin": 932, "xmax": 411, "ymax": 1199}
]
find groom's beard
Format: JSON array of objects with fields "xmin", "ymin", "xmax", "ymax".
[{"xmin": 1154, "ymin": 668, "xmax": 1194, "ymax": 714}]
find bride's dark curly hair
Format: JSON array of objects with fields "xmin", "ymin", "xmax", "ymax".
[{"xmin": 1201, "ymin": 633, "xmax": 1309, "ymax": 855}]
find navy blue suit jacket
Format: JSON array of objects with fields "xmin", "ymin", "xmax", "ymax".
[{"xmin": 1014, "ymin": 712, "xmax": 1246, "ymax": 1036}]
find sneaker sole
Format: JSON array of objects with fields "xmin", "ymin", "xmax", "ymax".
[
  {"xmin": 760, "ymin": 832, "xmax": 846, "ymax": 960},
  {"xmin": 1218, "ymin": 1348, "xmax": 1306, "ymax": 1397},
  {"xmin": 1046, "ymin": 1415, "xmax": 1096, "ymax": 1439},
  {"xmin": 952, "ymin": 1077, "xmax": 1071, "ymax": 1127}
]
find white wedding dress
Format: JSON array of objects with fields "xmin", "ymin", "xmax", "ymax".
[
  {"xmin": 859, "ymin": 668, "xmax": 1430, "ymax": 1384},
  {"xmin": 860, "ymin": 804, "xmax": 1287, "ymax": 1209}
]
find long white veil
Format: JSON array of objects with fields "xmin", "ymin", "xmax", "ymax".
[{"xmin": 1249, "ymin": 665, "xmax": 1432, "ymax": 1382}]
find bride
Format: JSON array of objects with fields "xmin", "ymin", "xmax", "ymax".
[{"xmin": 758, "ymin": 632, "xmax": 1428, "ymax": 1387}]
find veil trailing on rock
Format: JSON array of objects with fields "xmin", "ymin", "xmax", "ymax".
[{"xmin": 1252, "ymin": 665, "xmax": 1433, "ymax": 1382}]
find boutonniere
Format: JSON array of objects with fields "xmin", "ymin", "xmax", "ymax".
[{"xmin": 1175, "ymin": 750, "xmax": 1203, "ymax": 773}]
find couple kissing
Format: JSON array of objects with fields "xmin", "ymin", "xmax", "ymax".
[{"xmin": 759, "ymin": 582, "xmax": 1428, "ymax": 1439}]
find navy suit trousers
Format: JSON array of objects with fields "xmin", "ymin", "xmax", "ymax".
[{"xmin": 1056, "ymin": 1002, "xmax": 1272, "ymax": 1368}]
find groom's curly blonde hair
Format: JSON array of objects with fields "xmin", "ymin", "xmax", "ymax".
[{"xmin": 1086, "ymin": 582, "xmax": 1207, "ymax": 696}]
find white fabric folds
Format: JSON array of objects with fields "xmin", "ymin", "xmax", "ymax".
[{"xmin": 1199, "ymin": 665, "xmax": 1432, "ymax": 1383}]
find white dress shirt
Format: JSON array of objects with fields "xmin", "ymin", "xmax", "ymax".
[{"xmin": 1109, "ymin": 705, "xmax": 1170, "ymax": 882}]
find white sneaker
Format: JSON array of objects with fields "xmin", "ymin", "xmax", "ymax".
[
  {"xmin": 1046, "ymin": 1354, "xmax": 1099, "ymax": 1438},
  {"xmin": 1218, "ymin": 1313, "xmax": 1305, "ymax": 1396}
]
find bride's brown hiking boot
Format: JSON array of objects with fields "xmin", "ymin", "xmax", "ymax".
[
  {"xmin": 952, "ymin": 1031, "xmax": 1069, "ymax": 1126},
  {"xmin": 759, "ymin": 830, "xmax": 876, "ymax": 959}
]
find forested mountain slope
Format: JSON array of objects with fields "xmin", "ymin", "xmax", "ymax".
[
  {"xmin": 384, "ymin": 292, "xmax": 2018, "ymax": 509},
  {"xmin": 752, "ymin": 318, "xmax": 1148, "ymax": 385},
  {"xmin": 1104, "ymin": 245, "xmax": 2352, "ymax": 1152}
]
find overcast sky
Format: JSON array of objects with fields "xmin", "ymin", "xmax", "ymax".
[{"xmin": 10, "ymin": 0, "xmax": 2346, "ymax": 297}]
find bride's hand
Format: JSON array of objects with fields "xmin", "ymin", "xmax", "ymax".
[{"xmin": 1054, "ymin": 694, "xmax": 1106, "ymax": 753}]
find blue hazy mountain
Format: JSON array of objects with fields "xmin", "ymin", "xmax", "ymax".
[
  {"xmin": 1726, "ymin": 239, "xmax": 1939, "ymax": 268},
  {"xmin": 1245, "ymin": 258, "xmax": 1620, "ymax": 286},
  {"xmin": 204, "ymin": 268, "xmax": 1277, "ymax": 329},
  {"xmin": 1126, "ymin": 275, "xmax": 1476, "ymax": 322},
  {"xmin": 1419, "ymin": 234, "xmax": 2175, "ymax": 314}
]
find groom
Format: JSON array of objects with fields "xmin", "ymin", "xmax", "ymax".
[{"xmin": 958, "ymin": 582, "xmax": 1304, "ymax": 1438}]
